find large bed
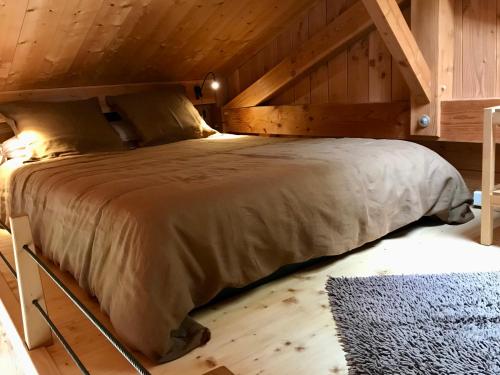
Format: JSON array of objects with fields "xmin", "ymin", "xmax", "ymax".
[{"xmin": 0, "ymin": 133, "xmax": 472, "ymax": 362}]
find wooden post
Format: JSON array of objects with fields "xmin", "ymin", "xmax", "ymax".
[
  {"xmin": 481, "ymin": 109, "xmax": 496, "ymax": 245},
  {"xmin": 410, "ymin": 0, "xmax": 454, "ymax": 137},
  {"xmin": 9, "ymin": 215, "xmax": 52, "ymax": 349}
]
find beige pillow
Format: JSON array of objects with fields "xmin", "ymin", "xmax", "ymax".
[
  {"xmin": 0, "ymin": 98, "xmax": 125, "ymax": 159},
  {"xmin": 106, "ymin": 88, "xmax": 217, "ymax": 147}
]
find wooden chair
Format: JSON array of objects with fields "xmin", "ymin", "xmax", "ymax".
[{"xmin": 481, "ymin": 106, "xmax": 500, "ymax": 245}]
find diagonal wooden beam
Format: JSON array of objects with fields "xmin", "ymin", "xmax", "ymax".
[
  {"xmin": 362, "ymin": 0, "xmax": 431, "ymax": 104},
  {"xmin": 225, "ymin": 0, "xmax": 405, "ymax": 109}
]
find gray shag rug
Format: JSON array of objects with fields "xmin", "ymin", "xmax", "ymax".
[{"xmin": 326, "ymin": 272, "xmax": 500, "ymax": 375}]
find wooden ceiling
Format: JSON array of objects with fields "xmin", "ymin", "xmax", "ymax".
[{"xmin": 0, "ymin": 0, "xmax": 314, "ymax": 91}]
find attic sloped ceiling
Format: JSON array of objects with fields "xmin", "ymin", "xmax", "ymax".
[{"xmin": 0, "ymin": 0, "xmax": 315, "ymax": 91}]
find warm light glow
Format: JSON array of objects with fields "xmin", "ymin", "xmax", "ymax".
[
  {"xmin": 210, "ymin": 80, "xmax": 220, "ymax": 90},
  {"xmin": 17, "ymin": 130, "xmax": 38, "ymax": 146}
]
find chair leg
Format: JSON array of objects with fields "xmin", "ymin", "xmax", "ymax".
[
  {"xmin": 481, "ymin": 204, "xmax": 494, "ymax": 245},
  {"xmin": 482, "ymin": 108, "xmax": 496, "ymax": 245}
]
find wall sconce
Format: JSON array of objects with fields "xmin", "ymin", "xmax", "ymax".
[{"xmin": 194, "ymin": 72, "xmax": 220, "ymax": 100}]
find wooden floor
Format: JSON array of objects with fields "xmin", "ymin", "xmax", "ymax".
[{"xmin": 0, "ymin": 208, "xmax": 499, "ymax": 375}]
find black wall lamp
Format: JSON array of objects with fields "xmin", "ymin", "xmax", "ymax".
[{"xmin": 194, "ymin": 71, "xmax": 220, "ymax": 100}]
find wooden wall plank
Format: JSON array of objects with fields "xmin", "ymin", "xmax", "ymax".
[
  {"xmin": 328, "ymin": 53, "xmax": 349, "ymax": 103},
  {"xmin": 453, "ymin": 0, "xmax": 463, "ymax": 98},
  {"xmin": 225, "ymin": 0, "xmax": 399, "ymax": 108},
  {"xmin": 269, "ymin": 31, "xmax": 294, "ymax": 105},
  {"xmin": 326, "ymin": 0, "xmax": 354, "ymax": 103},
  {"xmin": 368, "ymin": 31, "xmax": 392, "ymax": 102},
  {"xmin": 440, "ymin": 98, "xmax": 500, "ymax": 142},
  {"xmin": 223, "ymin": 102, "xmax": 409, "ymax": 138},
  {"xmin": 462, "ymin": 0, "xmax": 496, "ymax": 98},
  {"xmin": 347, "ymin": 38, "xmax": 370, "ymax": 103},
  {"xmin": 363, "ymin": 0, "xmax": 432, "ymax": 104},
  {"xmin": 291, "ymin": 14, "xmax": 310, "ymax": 105},
  {"xmin": 309, "ymin": 0, "xmax": 329, "ymax": 104}
]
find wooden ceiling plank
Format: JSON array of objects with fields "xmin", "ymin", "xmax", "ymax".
[
  {"xmin": 44, "ymin": 0, "xmax": 119, "ymax": 86},
  {"xmin": 62, "ymin": 0, "xmax": 138, "ymax": 86},
  {"xmin": 0, "ymin": 0, "xmax": 30, "ymax": 89},
  {"xmin": 182, "ymin": 0, "xmax": 314, "ymax": 80},
  {"xmin": 94, "ymin": 0, "xmax": 193, "ymax": 84},
  {"xmin": 361, "ymin": 0, "xmax": 431, "ymax": 104},
  {"xmin": 34, "ymin": 0, "xmax": 105, "ymax": 88},
  {"xmin": 174, "ymin": 0, "xmax": 284, "ymax": 79},
  {"xmin": 214, "ymin": 0, "xmax": 317, "ymax": 79},
  {"xmin": 5, "ymin": 0, "xmax": 66, "ymax": 90},
  {"xmin": 121, "ymin": 0, "xmax": 219, "ymax": 82},
  {"xmin": 88, "ymin": 0, "xmax": 156, "ymax": 83},
  {"xmin": 225, "ymin": 0, "xmax": 405, "ymax": 109},
  {"xmin": 147, "ymin": 0, "xmax": 252, "ymax": 81}
]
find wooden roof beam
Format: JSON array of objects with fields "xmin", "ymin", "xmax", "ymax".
[
  {"xmin": 225, "ymin": 0, "xmax": 405, "ymax": 109},
  {"xmin": 362, "ymin": 0, "xmax": 432, "ymax": 104}
]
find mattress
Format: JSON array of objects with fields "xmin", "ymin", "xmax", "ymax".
[{"xmin": 0, "ymin": 134, "xmax": 473, "ymax": 362}]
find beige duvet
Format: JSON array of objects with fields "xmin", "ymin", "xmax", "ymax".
[{"xmin": 0, "ymin": 135, "xmax": 473, "ymax": 362}]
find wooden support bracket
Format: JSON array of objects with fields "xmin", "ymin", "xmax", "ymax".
[{"xmin": 10, "ymin": 215, "xmax": 52, "ymax": 349}]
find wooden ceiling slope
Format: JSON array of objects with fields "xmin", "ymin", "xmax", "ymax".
[{"xmin": 0, "ymin": 0, "xmax": 315, "ymax": 91}]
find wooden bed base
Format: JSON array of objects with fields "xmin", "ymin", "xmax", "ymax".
[{"xmin": 0, "ymin": 217, "xmax": 234, "ymax": 375}]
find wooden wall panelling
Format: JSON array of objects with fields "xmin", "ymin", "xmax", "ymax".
[
  {"xmin": 453, "ymin": 0, "xmax": 463, "ymax": 98},
  {"xmin": 462, "ymin": 0, "xmax": 496, "ymax": 98},
  {"xmin": 328, "ymin": 53, "xmax": 349, "ymax": 103},
  {"xmin": 270, "ymin": 31, "xmax": 294, "ymax": 105},
  {"xmin": 410, "ymin": 0, "xmax": 454, "ymax": 137},
  {"xmin": 291, "ymin": 13, "xmax": 310, "ymax": 104},
  {"xmin": 225, "ymin": 0, "xmax": 404, "ymax": 108},
  {"xmin": 326, "ymin": 0, "xmax": 355, "ymax": 103},
  {"xmin": 368, "ymin": 31, "xmax": 392, "ymax": 102},
  {"xmin": 347, "ymin": 38, "xmax": 370, "ymax": 103},
  {"xmin": 497, "ymin": 0, "xmax": 500, "ymax": 97},
  {"xmin": 226, "ymin": 0, "xmax": 412, "ymax": 107},
  {"xmin": 224, "ymin": 102, "xmax": 409, "ymax": 138},
  {"xmin": 440, "ymin": 98, "xmax": 500, "ymax": 142},
  {"xmin": 363, "ymin": 0, "xmax": 432, "ymax": 104},
  {"xmin": 309, "ymin": 0, "xmax": 329, "ymax": 104}
]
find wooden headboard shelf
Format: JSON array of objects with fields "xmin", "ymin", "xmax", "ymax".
[{"xmin": 0, "ymin": 81, "xmax": 216, "ymax": 106}]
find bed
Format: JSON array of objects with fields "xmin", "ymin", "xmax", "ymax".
[{"xmin": 0, "ymin": 133, "xmax": 472, "ymax": 362}]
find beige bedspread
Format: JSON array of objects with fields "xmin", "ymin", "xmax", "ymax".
[{"xmin": 0, "ymin": 135, "xmax": 473, "ymax": 362}]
